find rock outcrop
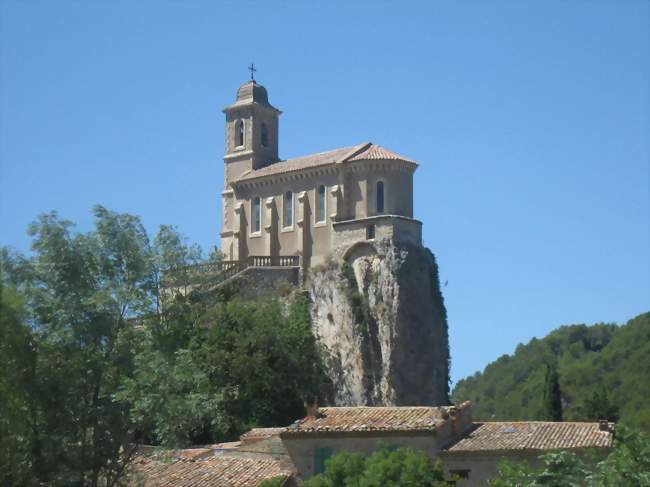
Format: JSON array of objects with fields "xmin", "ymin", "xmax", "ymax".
[{"xmin": 307, "ymin": 240, "xmax": 450, "ymax": 406}]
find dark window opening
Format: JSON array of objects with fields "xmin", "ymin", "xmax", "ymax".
[
  {"xmin": 316, "ymin": 185, "xmax": 326, "ymax": 223},
  {"xmin": 376, "ymin": 180, "xmax": 385, "ymax": 213},
  {"xmin": 252, "ymin": 197, "xmax": 261, "ymax": 233},
  {"xmin": 261, "ymin": 123, "xmax": 269, "ymax": 147},
  {"xmin": 283, "ymin": 191, "xmax": 293, "ymax": 227},
  {"xmin": 237, "ymin": 121, "xmax": 244, "ymax": 147},
  {"xmin": 366, "ymin": 224, "xmax": 375, "ymax": 240},
  {"xmin": 450, "ymin": 469, "xmax": 470, "ymax": 480}
]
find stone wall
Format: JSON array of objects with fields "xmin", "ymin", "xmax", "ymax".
[
  {"xmin": 282, "ymin": 432, "xmax": 442, "ymax": 480},
  {"xmin": 220, "ymin": 266, "xmax": 300, "ymax": 299}
]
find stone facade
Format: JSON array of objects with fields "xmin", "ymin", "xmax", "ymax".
[{"xmin": 219, "ymin": 80, "xmax": 420, "ymax": 270}]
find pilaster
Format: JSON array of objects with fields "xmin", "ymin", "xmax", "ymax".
[
  {"xmin": 264, "ymin": 197, "xmax": 275, "ymax": 256},
  {"xmin": 330, "ymin": 185, "xmax": 341, "ymax": 221},
  {"xmin": 297, "ymin": 191, "xmax": 308, "ymax": 270},
  {"xmin": 233, "ymin": 201, "xmax": 244, "ymax": 260}
]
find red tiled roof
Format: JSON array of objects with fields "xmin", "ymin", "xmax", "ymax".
[
  {"xmin": 130, "ymin": 454, "xmax": 293, "ymax": 487},
  {"xmin": 282, "ymin": 406, "xmax": 450, "ymax": 435},
  {"xmin": 348, "ymin": 144, "xmax": 417, "ymax": 163},
  {"xmin": 443, "ymin": 422, "xmax": 614, "ymax": 453},
  {"xmin": 235, "ymin": 144, "xmax": 364, "ymax": 182},
  {"xmin": 234, "ymin": 142, "xmax": 416, "ymax": 183}
]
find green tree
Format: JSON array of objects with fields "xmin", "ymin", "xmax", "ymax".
[
  {"xmin": 302, "ymin": 447, "xmax": 452, "ymax": 487},
  {"xmin": 193, "ymin": 293, "xmax": 329, "ymax": 439},
  {"xmin": 1, "ymin": 207, "xmax": 159, "ymax": 486},
  {"xmin": 543, "ymin": 363, "xmax": 563, "ymax": 421},
  {"xmin": 489, "ymin": 426, "xmax": 650, "ymax": 487},
  {"xmin": 582, "ymin": 389, "xmax": 619, "ymax": 423},
  {"xmin": 588, "ymin": 425, "xmax": 650, "ymax": 486},
  {"xmin": 1, "ymin": 206, "xmax": 332, "ymax": 483},
  {"xmin": 0, "ymin": 283, "xmax": 38, "ymax": 486},
  {"xmin": 490, "ymin": 450, "xmax": 587, "ymax": 487},
  {"xmin": 452, "ymin": 313, "xmax": 650, "ymax": 431}
]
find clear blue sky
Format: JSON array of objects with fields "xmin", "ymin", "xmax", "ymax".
[{"xmin": 1, "ymin": 1, "xmax": 648, "ymax": 385}]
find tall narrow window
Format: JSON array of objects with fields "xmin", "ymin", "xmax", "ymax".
[
  {"xmin": 252, "ymin": 196, "xmax": 261, "ymax": 233},
  {"xmin": 376, "ymin": 181, "xmax": 385, "ymax": 214},
  {"xmin": 236, "ymin": 120, "xmax": 244, "ymax": 147},
  {"xmin": 283, "ymin": 191, "xmax": 293, "ymax": 228},
  {"xmin": 316, "ymin": 185, "xmax": 326, "ymax": 223},
  {"xmin": 261, "ymin": 123, "xmax": 269, "ymax": 147}
]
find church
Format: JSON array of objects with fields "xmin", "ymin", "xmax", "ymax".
[{"xmin": 219, "ymin": 78, "xmax": 423, "ymax": 270}]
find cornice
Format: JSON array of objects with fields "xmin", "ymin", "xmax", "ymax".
[{"xmin": 232, "ymin": 158, "xmax": 416, "ymax": 189}]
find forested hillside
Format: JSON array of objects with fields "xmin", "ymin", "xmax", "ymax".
[{"xmin": 452, "ymin": 312, "xmax": 650, "ymax": 432}]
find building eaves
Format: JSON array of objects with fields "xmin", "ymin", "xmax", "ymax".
[
  {"xmin": 442, "ymin": 421, "xmax": 614, "ymax": 453},
  {"xmin": 233, "ymin": 142, "xmax": 416, "ymax": 185},
  {"xmin": 281, "ymin": 406, "xmax": 451, "ymax": 436},
  {"xmin": 130, "ymin": 453, "xmax": 294, "ymax": 487}
]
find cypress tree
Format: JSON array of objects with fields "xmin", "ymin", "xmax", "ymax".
[{"xmin": 543, "ymin": 363, "xmax": 563, "ymax": 421}]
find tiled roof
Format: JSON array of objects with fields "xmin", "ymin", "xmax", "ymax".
[
  {"xmin": 241, "ymin": 427, "xmax": 286, "ymax": 440},
  {"xmin": 348, "ymin": 144, "xmax": 417, "ymax": 163},
  {"xmin": 282, "ymin": 406, "xmax": 450, "ymax": 435},
  {"xmin": 175, "ymin": 448, "xmax": 215, "ymax": 460},
  {"xmin": 236, "ymin": 144, "xmax": 365, "ymax": 182},
  {"xmin": 234, "ymin": 142, "xmax": 416, "ymax": 183},
  {"xmin": 130, "ymin": 454, "xmax": 293, "ymax": 487},
  {"xmin": 443, "ymin": 422, "xmax": 614, "ymax": 453}
]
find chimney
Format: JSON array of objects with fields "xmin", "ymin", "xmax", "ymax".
[
  {"xmin": 448, "ymin": 406, "xmax": 461, "ymax": 436},
  {"xmin": 447, "ymin": 402, "xmax": 472, "ymax": 438},
  {"xmin": 599, "ymin": 420, "xmax": 610, "ymax": 432},
  {"xmin": 305, "ymin": 397, "xmax": 319, "ymax": 418}
]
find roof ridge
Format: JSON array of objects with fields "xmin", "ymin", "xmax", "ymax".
[
  {"xmin": 347, "ymin": 143, "xmax": 417, "ymax": 164},
  {"xmin": 321, "ymin": 405, "xmax": 441, "ymax": 409},
  {"xmin": 281, "ymin": 143, "xmax": 363, "ymax": 163},
  {"xmin": 337, "ymin": 141, "xmax": 372, "ymax": 163},
  {"xmin": 479, "ymin": 421, "xmax": 608, "ymax": 425}
]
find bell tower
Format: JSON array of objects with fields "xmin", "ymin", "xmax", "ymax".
[
  {"xmin": 221, "ymin": 77, "xmax": 281, "ymax": 260},
  {"xmin": 222, "ymin": 79, "xmax": 281, "ymax": 188}
]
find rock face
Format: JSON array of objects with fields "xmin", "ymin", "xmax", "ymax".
[{"xmin": 307, "ymin": 240, "xmax": 450, "ymax": 406}]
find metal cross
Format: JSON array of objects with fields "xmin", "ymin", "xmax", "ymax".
[{"xmin": 248, "ymin": 63, "xmax": 257, "ymax": 81}]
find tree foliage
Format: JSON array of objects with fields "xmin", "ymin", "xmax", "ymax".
[
  {"xmin": 452, "ymin": 312, "xmax": 650, "ymax": 432},
  {"xmin": 301, "ymin": 446, "xmax": 453, "ymax": 487},
  {"xmin": 1, "ymin": 207, "xmax": 153, "ymax": 486},
  {"xmin": 543, "ymin": 363, "xmax": 563, "ymax": 421},
  {"xmin": 0, "ymin": 207, "xmax": 328, "ymax": 485},
  {"xmin": 489, "ymin": 425, "xmax": 650, "ymax": 486}
]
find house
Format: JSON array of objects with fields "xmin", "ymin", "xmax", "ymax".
[
  {"xmin": 439, "ymin": 420, "xmax": 614, "ymax": 486},
  {"xmin": 279, "ymin": 402, "xmax": 472, "ymax": 478},
  {"xmin": 219, "ymin": 78, "xmax": 422, "ymax": 271},
  {"xmin": 129, "ymin": 402, "xmax": 614, "ymax": 486},
  {"xmin": 278, "ymin": 402, "xmax": 613, "ymax": 485}
]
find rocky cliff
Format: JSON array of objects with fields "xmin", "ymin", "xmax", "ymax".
[{"xmin": 307, "ymin": 240, "xmax": 450, "ymax": 406}]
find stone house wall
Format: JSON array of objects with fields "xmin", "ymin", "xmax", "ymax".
[{"xmin": 281, "ymin": 432, "xmax": 442, "ymax": 479}]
